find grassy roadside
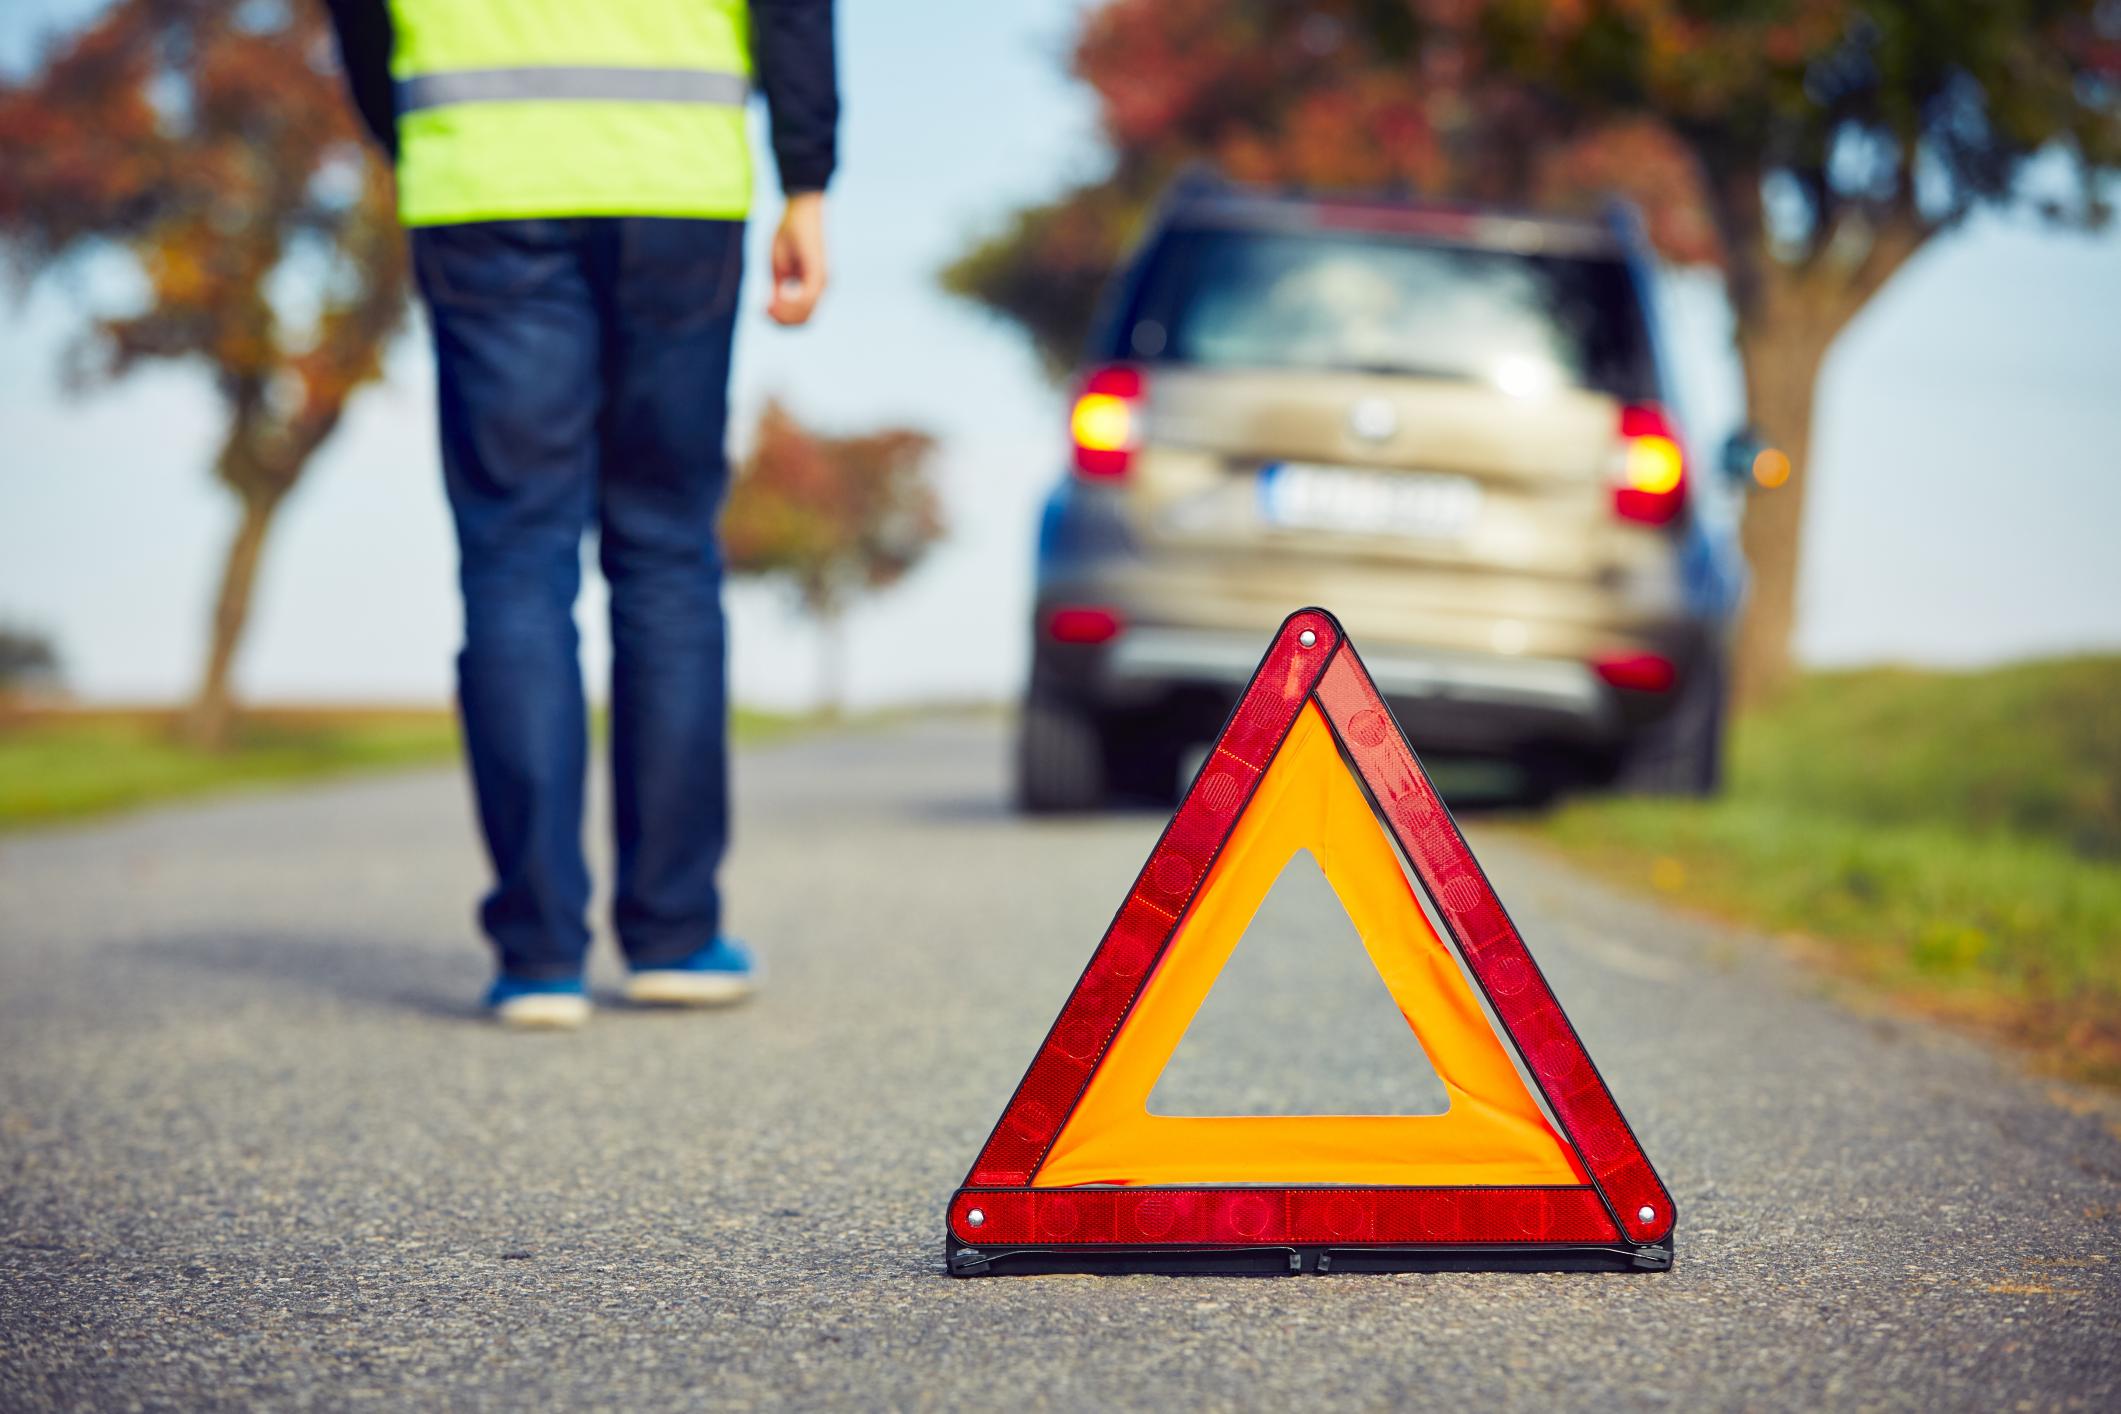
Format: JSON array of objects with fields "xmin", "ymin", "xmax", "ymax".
[
  {"xmin": 0, "ymin": 704, "xmax": 804, "ymax": 831},
  {"xmin": 1522, "ymin": 657, "xmax": 2121, "ymax": 1085}
]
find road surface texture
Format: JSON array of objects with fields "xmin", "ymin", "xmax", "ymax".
[{"xmin": 3, "ymin": 719, "xmax": 2117, "ymax": 1410}]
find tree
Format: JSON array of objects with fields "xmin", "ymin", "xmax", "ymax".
[
  {"xmin": 0, "ymin": 625, "xmax": 63, "ymax": 694},
  {"xmin": 0, "ymin": 0, "xmax": 408, "ymax": 746},
  {"xmin": 721, "ymin": 401, "xmax": 946, "ymax": 716},
  {"xmin": 945, "ymin": 0, "xmax": 2120, "ymax": 699}
]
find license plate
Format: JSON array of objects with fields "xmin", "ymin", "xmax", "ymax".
[{"xmin": 1258, "ymin": 462, "xmax": 1481, "ymax": 540}]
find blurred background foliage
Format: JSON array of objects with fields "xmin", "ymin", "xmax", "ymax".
[
  {"xmin": 1536, "ymin": 655, "xmax": 2121, "ymax": 1081},
  {"xmin": 1724, "ymin": 656, "xmax": 2121, "ymax": 857},
  {"xmin": 0, "ymin": 625, "xmax": 63, "ymax": 692},
  {"xmin": 722, "ymin": 401, "xmax": 946, "ymax": 717},
  {"xmin": 0, "ymin": 703, "xmax": 804, "ymax": 831},
  {"xmin": 0, "ymin": 0, "xmax": 406, "ymax": 748}
]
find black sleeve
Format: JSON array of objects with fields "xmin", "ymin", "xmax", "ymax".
[
  {"xmin": 750, "ymin": 0, "xmax": 839, "ymax": 193},
  {"xmin": 321, "ymin": 0, "xmax": 398, "ymax": 160}
]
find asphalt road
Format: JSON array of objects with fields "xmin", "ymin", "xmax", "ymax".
[{"xmin": 2, "ymin": 718, "xmax": 2117, "ymax": 1410}]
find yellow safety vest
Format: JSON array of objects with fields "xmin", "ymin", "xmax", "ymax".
[{"xmin": 389, "ymin": 0, "xmax": 754, "ymax": 226}]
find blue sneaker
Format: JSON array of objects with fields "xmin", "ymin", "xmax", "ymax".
[
  {"xmin": 624, "ymin": 937, "xmax": 760, "ymax": 1008},
  {"xmin": 484, "ymin": 973, "xmax": 591, "ymax": 1030}
]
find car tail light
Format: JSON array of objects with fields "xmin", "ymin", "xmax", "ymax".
[
  {"xmin": 1613, "ymin": 404, "xmax": 1687, "ymax": 526},
  {"xmin": 1045, "ymin": 606, "xmax": 1124, "ymax": 644},
  {"xmin": 1593, "ymin": 653, "xmax": 1678, "ymax": 693},
  {"xmin": 1070, "ymin": 365, "xmax": 1143, "ymax": 479}
]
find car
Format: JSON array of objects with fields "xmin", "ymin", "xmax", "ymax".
[{"xmin": 1017, "ymin": 173, "xmax": 1760, "ymax": 812}]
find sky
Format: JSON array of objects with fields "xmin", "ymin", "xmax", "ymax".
[{"xmin": 4, "ymin": 1, "xmax": 2120, "ymax": 710}]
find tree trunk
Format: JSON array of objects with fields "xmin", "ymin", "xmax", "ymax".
[
  {"xmin": 183, "ymin": 491, "xmax": 283, "ymax": 750},
  {"xmin": 1712, "ymin": 179, "xmax": 1928, "ymax": 708},
  {"xmin": 816, "ymin": 608, "xmax": 846, "ymax": 721},
  {"xmin": 1731, "ymin": 317, "xmax": 1833, "ymax": 706}
]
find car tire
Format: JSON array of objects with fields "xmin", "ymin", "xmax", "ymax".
[
  {"xmin": 1513, "ymin": 749, "xmax": 1574, "ymax": 810},
  {"xmin": 1610, "ymin": 655, "xmax": 1726, "ymax": 797},
  {"xmin": 1103, "ymin": 722, "xmax": 1185, "ymax": 806},
  {"xmin": 1015, "ymin": 692, "xmax": 1108, "ymax": 813}
]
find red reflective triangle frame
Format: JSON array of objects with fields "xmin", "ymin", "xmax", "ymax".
[{"xmin": 947, "ymin": 609, "xmax": 1675, "ymax": 1275}]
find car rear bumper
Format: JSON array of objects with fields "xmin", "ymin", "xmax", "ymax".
[
  {"xmin": 1111, "ymin": 626, "xmax": 1605, "ymax": 718},
  {"xmin": 1035, "ymin": 624, "xmax": 1651, "ymax": 755}
]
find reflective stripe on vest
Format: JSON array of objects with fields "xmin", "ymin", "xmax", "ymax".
[
  {"xmin": 389, "ymin": 0, "xmax": 754, "ymax": 227},
  {"xmin": 396, "ymin": 66, "xmax": 750, "ymax": 114}
]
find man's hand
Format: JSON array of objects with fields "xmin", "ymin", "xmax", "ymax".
[{"xmin": 766, "ymin": 192, "xmax": 827, "ymax": 326}]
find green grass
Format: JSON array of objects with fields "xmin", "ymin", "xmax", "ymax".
[
  {"xmin": 0, "ymin": 705, "xmax": 803, "ymax": 831},
  {"xmin": 1529, "ymin": 657, "xmax": 2121, "ymax": 1083}
]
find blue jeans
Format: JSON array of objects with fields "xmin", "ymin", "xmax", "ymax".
[{"xmin": 414, "ymin": 217, "xmax": 744, "ymax": 980}]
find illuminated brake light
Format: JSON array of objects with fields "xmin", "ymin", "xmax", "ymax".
[
  {"xmin": 1594, "ymin": 653, "xmax": 1677, "ymax": 693},
  {"xmin": 1047, "ymin": 606, "xmax": 1124, "ymax": 644},
  {"xmin": 1071, "ymin": 365, "xmax": 1143, "ymax": 478},
  {"xmin": 1614, "ymin": 404, "xmax": 1687, "ymax": 526}
]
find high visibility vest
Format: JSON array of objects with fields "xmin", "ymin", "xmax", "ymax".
[{"xmin": 389, "ymin": 0, "xmax": 754, "ymax": 227}]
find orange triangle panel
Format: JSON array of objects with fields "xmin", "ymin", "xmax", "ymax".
[{"xmin": 947, "ymin": 609, "xmax": 1675, "ymax": 1275}]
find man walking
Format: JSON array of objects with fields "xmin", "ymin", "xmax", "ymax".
[{"xmin": 325, "ymin": 0, "xmax": 837, "ymax": 1027}]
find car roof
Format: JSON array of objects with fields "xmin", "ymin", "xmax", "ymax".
[{"xmin": 1158, "ymin": 176, "xmax": 1636, "ymax": 260}]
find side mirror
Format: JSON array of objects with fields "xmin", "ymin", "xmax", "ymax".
[{"xmin": 1720, "ymin": 428, "xmax": 1788, "ymax": 491}]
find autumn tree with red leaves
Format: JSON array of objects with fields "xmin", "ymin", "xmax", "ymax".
[
  {"xmin": 722, "ymin": 401, "xmax": 946, "ymax": 715},
  {"xmin": 0, "ymin": 0, "xmax": 408, "ymax": 746},
  {"xmin": 945, "ymin": 0, "xmax": 2120, "ymax": 700}
]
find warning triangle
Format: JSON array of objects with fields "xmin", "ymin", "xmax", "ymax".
[{"xmin": 947, "ymin": 609, "xmax": 1675, "ymax": 1276}]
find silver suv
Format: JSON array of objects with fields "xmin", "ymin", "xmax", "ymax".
[{"xmin": 1018, "ymin": 176, "xmax": 1757, "ymax": 810}]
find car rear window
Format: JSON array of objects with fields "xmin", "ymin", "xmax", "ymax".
[{"xmin": 1115, "ymin": 227, "xmax": 1655, "ymax": 400}]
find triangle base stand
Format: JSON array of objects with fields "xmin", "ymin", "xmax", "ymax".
[{"xmin": 947, "ymin": 1233, "xmax": 1673, "ymax": 1278}]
